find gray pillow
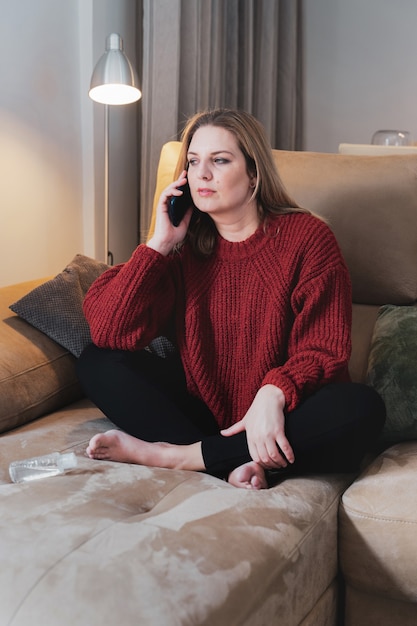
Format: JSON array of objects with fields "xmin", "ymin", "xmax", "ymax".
[
  {"xmin": 147, "ymin": 335, "xmax": 177, "ymax": 358},
  {"xmin": 367, "ymin": 305, "xmax": 417, "ymax": 444},
  {"xmin": 10, "ymin": 254, "xmax": 108, "ymax": 357}
]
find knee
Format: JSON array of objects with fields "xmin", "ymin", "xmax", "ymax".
[
  {"xmin": 76, "ymin": 343, "xmax": 114, "ymax": 387},
  {"xmin": 324, "ymin": 382, "xmax": 386, "ymax": 441},
  {"xmin": 77, "ymin": 342, "xmax": 99, "ymax": 370},
  {"xmin": 76, "ymin": 344, "xmax": 154, "ymax": 388},
  {"xmin": 350, "ymin": 383, "xmax": 386, "ymax": 436}
]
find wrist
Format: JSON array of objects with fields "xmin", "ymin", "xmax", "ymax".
[
  {"xmin": 146, "ymin": 236, "xmax": 173, "ymax": 257},
  {"xmin": 261, "ymin": 384, "xmax": 286, "ymax": 409}
]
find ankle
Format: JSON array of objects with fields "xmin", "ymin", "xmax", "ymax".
[{"xmin": 163, "ymin": 442, "xmax": 204, "ymax": 472}]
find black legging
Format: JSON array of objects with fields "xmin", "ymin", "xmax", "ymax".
[{"xmin": 76, "ymin": 344, "xmax": 385, "ymax": 480}]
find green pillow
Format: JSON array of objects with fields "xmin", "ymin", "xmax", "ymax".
[{"xmin": 367, "ymin": 305, "xmax": 417, "ymax": 444}]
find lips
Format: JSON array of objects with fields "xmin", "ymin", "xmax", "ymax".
[{"xmin": 197, "ymin": 188, "xmax": 215, "ymax": 197}]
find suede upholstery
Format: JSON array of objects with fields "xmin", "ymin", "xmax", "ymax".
[
  {"xmin": 340, "ymin": 443, "xmax": 417, "ymax": 626},
  {"xmin": 0, "ymin": 280, "xmax": 83, "ymax": 434},
  {"xmin": 0, "ymin": 146, "xmax": 416, "ymax": 625}
]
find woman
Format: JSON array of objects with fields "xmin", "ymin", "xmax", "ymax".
[{"xmin": 77, "ymin": 108, "xmax": 385, "ymax": 489}]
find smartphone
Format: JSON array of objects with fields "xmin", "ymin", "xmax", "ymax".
[{"xmin": 168, "ymin": 182, "xmax": 193, "ymax": 227}]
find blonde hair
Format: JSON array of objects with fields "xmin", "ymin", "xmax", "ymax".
[{"xmin": 175, "ymin": 108, "xmax": 308, "ymax": 256}]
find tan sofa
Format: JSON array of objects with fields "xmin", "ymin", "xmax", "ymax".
[{"xmin": 1, "ymin": 145, "xmax": 416, "ymax": 626}]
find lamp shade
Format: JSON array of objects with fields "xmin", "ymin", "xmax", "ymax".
[{"xmin": 89, "ymin": 33, "xmax": 141, "ymax": 105}]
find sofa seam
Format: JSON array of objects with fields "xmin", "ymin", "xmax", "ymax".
[
  {"xmin": 1, "ymin": 382, "xmax": 82, "ymax": 421},
  {"xmin": 341, "ymin": 506, "xmax": 417, "ymax": 526},
  {"xmin": 6, "ymin": 514, "xmax": 141, "ymax": 625},
  {"xmin": 239, "ymin": 487, "xmax": 345, "ymax": 624},
  {"xmin": 0, "ymin": 353, "xmax": 72, "ymax": 384},
  {"xmin": 6, "ymin": 476, "xmax": 199, "ymax": 625}
]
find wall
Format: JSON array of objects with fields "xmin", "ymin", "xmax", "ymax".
[
  {"xmin": 0, "ymin": 0, "xmax": 84, "ymax": 286},
  {"xmin": 0, "ymin": 0, "xmax": 139, "ymax": 287},
  {"xmin": 303, "ymin": 0, "xmax": 417, "ymax": 152}
]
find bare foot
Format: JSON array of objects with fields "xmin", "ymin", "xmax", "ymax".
[
  {"xmin": 227, "ymin": 461, "xmax": 268, "ymax": 490},
  {"xmin": 87, "ymin": 432, "xmax": 269, "ymax": 488},
  {"xmin": 87, "ymin": 430, "xmax": 156, "ymax": 463},
  {"xmin": 86, "ymin": 429, "xmax": 204, "ymax": 471}
]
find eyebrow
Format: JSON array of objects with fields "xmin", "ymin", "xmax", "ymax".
[{"xmin": 187, "ymin": 150, "xmax": 235, "ymax": 157}]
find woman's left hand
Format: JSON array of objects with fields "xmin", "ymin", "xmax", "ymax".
[{"xmin": 221, "ymin": 385, "xmax": 295, "ymax": 469}]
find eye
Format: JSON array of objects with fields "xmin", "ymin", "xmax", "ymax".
[
  {"xmin": 213, "ymin": 157, "xmax": 230, "ymax": 165},
  {"xmin": 187, "ymin": 158, "xmax": 198, "ymax": 167}
]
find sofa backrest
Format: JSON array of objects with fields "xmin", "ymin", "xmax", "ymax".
[
  {"xmin": 151, "ymin": 141, "xmax": 417, "ymax": 382},
  {"xmin": 273, "ymin": 151, "xmax": 417, "ymax": 306}
]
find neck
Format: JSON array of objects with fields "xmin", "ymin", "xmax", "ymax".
[{"xmin": 213, "ymin": 204, "xmax": 260, "ymax": 242}]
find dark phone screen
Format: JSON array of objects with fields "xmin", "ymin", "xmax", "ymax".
[{"xmin": 168, "ymin": 183, "xmax": 193, "ymax": 226}]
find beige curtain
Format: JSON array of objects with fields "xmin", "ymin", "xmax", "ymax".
[{"xmin": 139, "ymin": 0, "xmax": 303, "ymax": 241}]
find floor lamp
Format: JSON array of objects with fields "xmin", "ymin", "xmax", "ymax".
[{"xmin": 89, "ymin": 33, "xmax": 141, "ymax": 265}]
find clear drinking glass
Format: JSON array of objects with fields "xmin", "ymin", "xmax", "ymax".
[{"xmin": 371, "ymin": 130, "xmax": 411, "ymax": 146}]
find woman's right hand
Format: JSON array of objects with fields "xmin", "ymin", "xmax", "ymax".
[{"xmin": 147, "ymin": 171, "xmax": 193, "ymax": 256}]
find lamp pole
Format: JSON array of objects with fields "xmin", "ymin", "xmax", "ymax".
[
  {"xmin": 104, "ymin": 104, "xmax": 112, "ymax": 265},
  {"xmin": 89, "ymin": 33, "xmax": 141, "ymax": 265}
]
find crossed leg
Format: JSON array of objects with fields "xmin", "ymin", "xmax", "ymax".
[
  {"xmin": 78, "ymin": 344, "xmax": 385, "ymax": 491},
  {"xmin": 86, "ymin": 429, "xmax": 268, "ymax": 489}
]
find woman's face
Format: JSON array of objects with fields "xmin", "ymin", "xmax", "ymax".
[{"xmin": 186, "ymin": 125, "xmax": 257, "ymax": 223}]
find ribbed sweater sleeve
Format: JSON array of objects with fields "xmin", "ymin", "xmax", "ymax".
[{"xmin": 83, "ymin": 244, "xmax": 176, "ymax": 351}]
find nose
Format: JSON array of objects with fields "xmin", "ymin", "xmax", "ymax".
[{"xmin": 197, "ymin": 160, "xmax": 212, "ymax": 180}]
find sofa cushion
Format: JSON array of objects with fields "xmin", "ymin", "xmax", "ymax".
[
  {"xmin": 339, "ymin": 442, "xmax": 417, "ymax": 625},
  {"xmin": 10, "ymin": 254, "xmax": 108, "ymax": 358},
  {"xmin": 0, "ymin": 392, "xmax": 351, "ymax": 625},
  {"xmin": 0, "ymin": 280, "xmax": 84, "ymax": 434},
  {"xmin": 366, "ymin": 305, "xmax": 417, "ymax": 444},
  {"xmin": 0, "ymin": 399, "xmax": 351, "ymax": 626}
]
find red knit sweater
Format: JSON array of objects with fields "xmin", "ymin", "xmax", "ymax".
[{"xmin": 83, "ymin": 213, "xmax": 352, "ymax": 429}]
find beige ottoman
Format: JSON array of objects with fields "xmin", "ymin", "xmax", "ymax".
[{"xmin": 339, "ymin": 442, "xmax": 417, "ymax": 626}]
